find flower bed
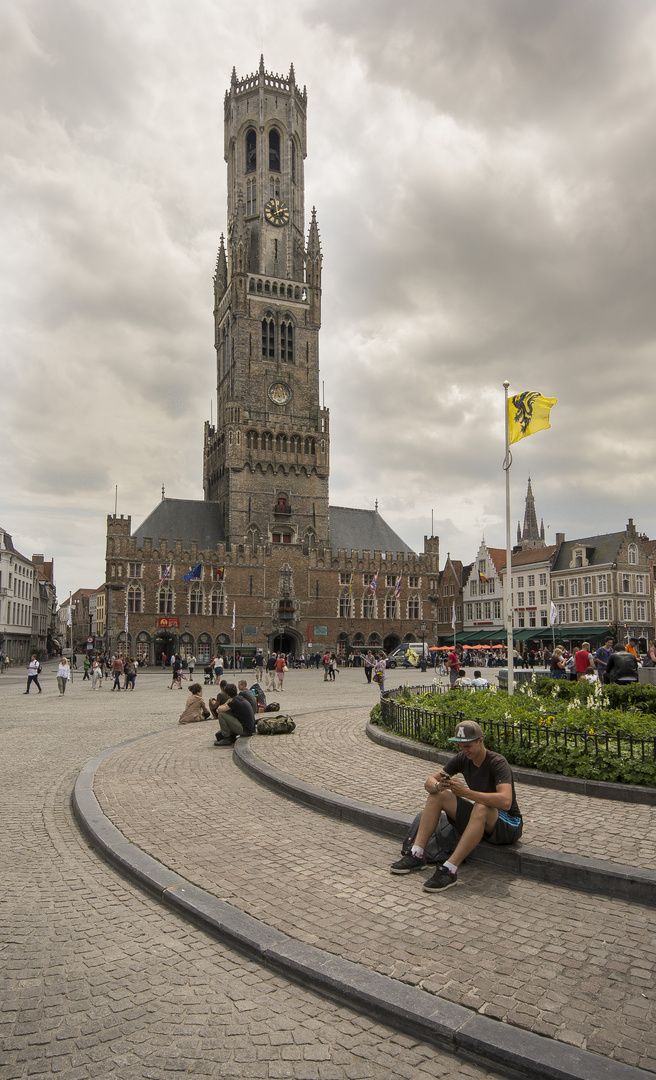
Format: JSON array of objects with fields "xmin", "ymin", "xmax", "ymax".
[{"xmin": 370, "ymin": 678, "xmax": 656, "ymax": 786}]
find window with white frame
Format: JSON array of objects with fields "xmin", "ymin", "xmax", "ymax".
[
  {"xmin": 385, "ymin": 595, "xmax": 397, "ymax": 619},
  {"xmin": 362, "ymin": 595, "xmax": 375, "ymax": 619},
  {"xmin": 527, "ymin": 575, "xmax": 535, "ymax": 587},
  {"xmin": 339, "ymin": 572, "xmax": 352, "ymax": 586},
  {"xmin": 189, "ymin": 588, "xmax": 203, "ymax": 615},
  {"xmin": 583, "ymin": 602, "xmax": 593, "ymax": 622},
  {"xmin": 597, "ymin": 575, "xmax": 608, "ymax": 593},
  {"xmin": 339, "ymin": 595, "xmax": 352, "ymax": 618},
  {"xmin": 493, "ymin": 601, "xmax": 502, "ymax": 619},
  {"xmin": 597, "ymin": 599, "xmax": 609, "ymax": 621},
  {"xmin": 488, "ymin": 578, "xmax": 495, "ymax": 593},
  {"xmin": 516, "ymin": 576, "xmax": 524, "ymax": 588},
  {"xmin": 127, "ymin": 585, "xmax": 142, "ymax": 614},
  {"xmin": 517, "ymin": 591, "xmax": 525, "ymax": 606},
  {"xmin": 557, "ymin": 581, "xmax": 565, "ymax": 597},
  {"xmin": 529, "ymin": 611, "xmax": 536, "ymax": 627},
  {"xmin": 622, "ymin": 575, "xmax": 631, "ymax": 593},
  {"xmin": 628, "ymin": 544, "xmax": 638, "ymax": 565},
  {"xmin": 483, "ymin": 601, "xmax": 492, "ymax": 620},
  {"xmin": 622, "ymin": 599, "xmax": 633, "ymax": 620},
  {"xmin": 637, "ymin": 600, "xmax": 647, "ymax": 621},
  {"xmin": 540, "ymin": 611, "xmax": 548, "ymax": 627},
  {"xmin": 636, "ymin": 576, "xmax": 645, "ymax": 594},
  {"xmin": 570, "ymin": 603, "xmax": 580, "ymax": 622},
  {"xmin": 210, "ymin": 589, "xmax": 225, "ymax": 616},
  {"xmin": 466, "ymin": 603, "xmax": 473, "ymax": 620},
  {"xmin": 569, "ymin": 579, "xmax": 578, "ymax": 596},
  {"xmin": 528, "ymin": 591, "xmax": 535, "ymax": 606},
  {"xmin": 385, "ymin": 575, "xmax": 396, "ymax": 587},
  {"xmin": 583, "ymin": 577, "xmax": 592, "ymax": 595},
  {"xmin": 470, "ymin": 581, "xmax": 478, "ymax": 596},
  {"xmin": 539, "ymin": 573, "xmax": 547, "ymax": 586},
  {"xmin": 475, "ymin": 602, "xmax": 482, "ymax": 620},
  {"xmin": 539, "ymin": 589, "xmax": 547, "ymax": 605},
  {"xmin": 158, "ymin": 587, "xmax": 174, "ymax": 614},
  {"xmin": 128, "ymin": 563, "xmax": 142, "ymax": 578},
  {"xmin": 407, "ymin": 596, "xmax": 420, "ymax": 620},
  {"xmin": 557, "ymin": 603, "xmax": 566, "ymax": 623}
]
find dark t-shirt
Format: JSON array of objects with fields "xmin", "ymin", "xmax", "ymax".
[
  {"xmin": 239, "ymin": 688, "xmax": 258, "ymax": 714},
  {"xmin": 226, "ymin": 693, "xmax": 255, "ymax": 734},
  {"xmin": 445, "ymin": 749, "xmax": 521, "ymax": 822}
]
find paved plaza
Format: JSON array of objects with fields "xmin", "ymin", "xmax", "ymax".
[{"xmin": 2, "ymin": 660, "xmax": 655, "ymax": 1079}]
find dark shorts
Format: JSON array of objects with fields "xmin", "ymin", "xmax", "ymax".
[{"xmin": 448, "ymin": 796, "xmax": 522, "ymax": 846}]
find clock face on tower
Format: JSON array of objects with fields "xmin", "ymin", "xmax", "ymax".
[
  {"xmin": 268, "ymin": 382, "xmax": 292, "ymax": 406},
  {"xmin": 264, "ymin": 198, "xmax": 290, "ymax": 227}
]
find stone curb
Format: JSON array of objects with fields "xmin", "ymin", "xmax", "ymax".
[
  {"xmin": 72, "ymin": 734, "xmax": 653, "ymax": 1080},
  {"xmin": 236, "ymin": 738, "xmax": 656, "ymax": 907},
  {"xmin": 366, "ymin": 721, "xmax": 656, "ymax": 805}
]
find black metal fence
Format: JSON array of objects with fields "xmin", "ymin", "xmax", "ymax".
[{"xmin": 379, "ymin": 692, "xmax": 656, "ymax": 763}]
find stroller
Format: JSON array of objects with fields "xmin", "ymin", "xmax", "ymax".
[{"xmin": 203, "ymin": 664, "xmax": 214, "ymax": 685}]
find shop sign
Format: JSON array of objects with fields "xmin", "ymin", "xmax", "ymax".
[{"xmin": 158, "ymin": 617, "xmax": 179, "ymax": 628}]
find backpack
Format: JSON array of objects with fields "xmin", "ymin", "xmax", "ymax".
[
  {"xmin": 264, "ymin": 701, "xmax": 280, "ymax": 712},
  {"xmin": 401, "ymin": 811, "xmax": 460, "ymax": 864},
  {"xmin": 250, "ymin": 683, "xmax": 267, "ymax": 710},
  {"xmin": 256, "ymin": 715, "xmax": 296, "ymax": 735}
]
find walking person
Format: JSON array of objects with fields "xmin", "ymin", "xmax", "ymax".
[
  {"xmin": 56, "ymin": 656, "xmax": 71, "ymax": 696},
  {"xmin": 187, "ymin": 655, "xmax": 196, "ymax": 679},
  {"xmin": 24, "ymin": 655, "xmax": 42, "ymax": 694},
  {"xmin": 373, "ymin": 653, "xmax": 386, "ymax": 695},
  {"xmin": 275, "ymin": 653, "xmax": 287, "ymax": 690},
  {"xmin": 82, "ymin": 654, "xmax": 91, "ymax": 681},
  {"xmin": 123, "ymin": 656, "xmax": 136, "ymax": 690},
  {"xmin": 111, "ymin": 655, "xmax": 123, "ymax": 691},
  {"xmin": 168, "ymin": 654, "xmax": 183, "ymax": 689},
  {"xmin": 265, "ymin": 653, "xmax": 278, "ymax": 690},
  {"xmin": 91, "ymin": 658, "xmax": 103, "ymax": 690},
  {"xmin": 363, "ymin": 650, "xmax": 375, "ymax": 683}
]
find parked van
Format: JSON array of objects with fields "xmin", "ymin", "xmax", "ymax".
[{"xmin": 385, "ymin": 642, "xmax": 432, "ymax": 669}]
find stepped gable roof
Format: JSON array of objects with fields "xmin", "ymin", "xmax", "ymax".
[
  {"xmin": 133, "ymin": 499, "xmax": 225, "ymax": 551},
  {"xmin": 329, "ymin": 506, "xmax": 414, "ymax": 558},
  {"xmin": 486, "ymin": 547, "xmax": 506, "ymax": 576},
  {"xmin": 551, "ymin": 532, "xmax": 626, "ymax": 572}
]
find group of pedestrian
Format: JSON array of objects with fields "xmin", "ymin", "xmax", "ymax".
[
  {"xmin": 548, "ymin": 638, "xmax": 645, "ymax": 684},
  {"xmin": 177, "ymin": 678, "xmax": 256, "ymax": 748}
]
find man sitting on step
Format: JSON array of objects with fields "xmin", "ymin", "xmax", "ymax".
[{"xmin": 389, "ymin": 720, "xmax": 522, "ymax": 893}]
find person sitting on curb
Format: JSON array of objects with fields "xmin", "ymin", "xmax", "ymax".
[
  {"xmin": 213, "ymin": 682, "xmax": 256, "ymax": 746},
  {"xmin": 237, "ymin": 679, "xmax": 258, "ymax": 714},
  {"xmin": 208, "ymin": 680, "xmax": 230, "ymax": 717},
  {"xmin": 178, "ymin": 683, "xmax": 211, "ymax": 724},
  {"xmin": 389, "ymin": 720, "xmax": 522, "ymax": 892}
]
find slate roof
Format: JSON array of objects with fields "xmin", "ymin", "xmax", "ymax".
[
  {"xmin": 132, "ymin": 499, "xmax": 414, "ymax": 557},
  {"xmin": 329, "ymin": 506, "xmax": 414, "ymax": 558},
  {"xmin": 500, "ymin": 545, "xmax": 558, "ymax": 570},
  {"xmin": 132, "ymin": 499, "xmax": 226, "ymax": 551},
  {"xmin": 551, "ymin": 532, "xmax": 625, "ymax": 572}
]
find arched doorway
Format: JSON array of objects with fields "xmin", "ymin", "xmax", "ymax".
[
  {"xmin": 268, "ymin": 628, "xmax": 301, "ymax": 658},
  {"xmin": 154, "ymin": 631, "xmax": 177, "ymax": 665},
  {"xmin": 383, "ymin": 633, "xmax": 401, "ymax": 653}
]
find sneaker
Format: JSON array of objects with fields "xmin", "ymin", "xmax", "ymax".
[
  {"xmin": 390, "ymin": 853, "xmax": 427, "ymax": 875},
  {"xmin": 423, "ymin": 865, "xmax": 458, "ymax": 892}
]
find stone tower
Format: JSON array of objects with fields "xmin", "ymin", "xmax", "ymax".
[
  {"xmin": 203, "ymin": 58, "xmax": 330, "ymax": 553},
  {"xmin": 516, "ymin": 476, "xmax": 546, "ymax": 550}
]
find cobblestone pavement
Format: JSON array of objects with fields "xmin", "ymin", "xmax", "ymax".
[
  {"xmin": 1, "ymin": 662, "xmax": 505, "ymax": 1080},
  {"xmin": 87, "ymin": 669, "xmax": 656, "ymax": 1074}
]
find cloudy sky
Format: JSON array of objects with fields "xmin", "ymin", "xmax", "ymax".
[{"xmin": 3, "ymin": 0, "xmax": 656, "ymax": 601}]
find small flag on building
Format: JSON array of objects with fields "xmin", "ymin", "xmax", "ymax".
[
  {"xmin": 451, "ymin": 601, "xmax": 457, "ymax": 629},
  {"xmin": 232, "ymin": 603, "xmax": 236, "ymax": 629},
  {"xmin": 183, "ymin": 563, "xmax": 203, "ymax": 581},
  {"xmin": 550, "ymin": 602, "xmax": 559, "ymax": 626},
  {"xmin": 215, "ymin": 566, "xmax": 225, "ymax": 581},
  {"xmin": 395, "ymin": 574, "xmax": 402, "ymax": 598},
  {"xmin": 159, "ymin": 565, "xmax": 172, "ymax": 585},
  {"xmin": 369, "ymin": 571, "xmax": 378, "ymax": 595},
  {"xmin": 478, "ymin": 571, "xmax": 488, "ymax": 584}
]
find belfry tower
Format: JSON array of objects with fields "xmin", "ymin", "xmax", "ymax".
[{"xmin": 203, "ymin": 58, "xmax": 329, "ymax": 553}]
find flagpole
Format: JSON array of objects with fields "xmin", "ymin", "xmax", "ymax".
[{"xmin": 503, "ymin": 381, "xmax": 514, "ymax": 696}]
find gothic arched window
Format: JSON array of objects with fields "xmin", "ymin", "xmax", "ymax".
[
  {"xmin": 127, "ymin": 585, "xmax": 142, "ymax": 614},
  {"xmin": 261, "ymin": 317, "xmax": 275, "ymax": 358},
  {"xmin": 158, "ymin": 587, "xmax": 174, "ymax": 615},
  {"xmin": 245, "ymin": 128, "xmax": 257, "ymax": 173},
  {"xmin": 247, "ymin": 430, "xmax": 259, "ymax": 450},
  {"xmin": 269, "ymin": 128, "xmax": 280, "ymax": 171},
  {"xmin": 262, "ymin": 431, "xmax": 273, "ymax": 451},
  {"xmin": 189, "ymin": 588, "xmax": 203, "ymax": 616},
  {"xmin": 407, "ymin": 595, "xmax": 420, "ymax": 621},
  {"xmin": 210, "ymin": 588, "xmax": 225, "ymax": 616},
  {"xmin": 280, "ymin": 319, "xmax": 294, "ymax": 363},
  {"xmin": 628, "ymin": 543, "xmax": 638, "ymax": 565},
  {"xmin": 276, "ymin": 434, "xmax": 287, "ymax": 453}
]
